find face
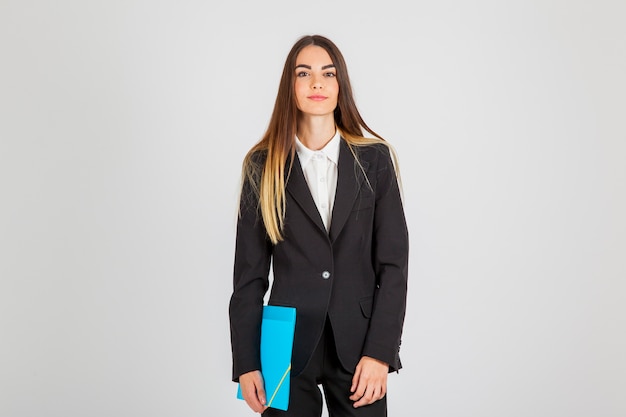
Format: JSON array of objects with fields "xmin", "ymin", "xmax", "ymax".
[{"xmin": 293, "ymin": 45, "xmax": 339, "ymax": 117}]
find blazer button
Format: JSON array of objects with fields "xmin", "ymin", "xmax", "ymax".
[{"xmin": 321, "ymin": 271, "xmax": 331, "ymax": 279}]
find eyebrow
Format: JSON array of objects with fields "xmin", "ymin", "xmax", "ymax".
[{"xmin": 295, "ymin": 64, "xmax": 336, "ymax": 70}]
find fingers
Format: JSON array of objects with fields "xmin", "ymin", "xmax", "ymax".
[
  {"xmin": 350, "ymin": 375, "xmax": 386, "ymax": 406},
  {"xmin": 239, "ymin": 370, "xmax": 269, "ymax": 413},
  {"xmin": 349, "ymin": 356, "xmax": 388, "ymax": 408},
  {"xmin": 352, "ymin": 382, "xmax": 386, "ymax": 408},
  {"xmin": 243, "ymin": 384, "xmax": 267, "ymax": 413}
]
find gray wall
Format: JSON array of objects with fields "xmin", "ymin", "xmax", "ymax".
[{"xmin": 1, "ymin": 1, "xmax": 624, "ymax": 416}]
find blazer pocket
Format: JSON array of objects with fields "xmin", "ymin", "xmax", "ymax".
[{"xmin": 359, "ymin": 296, "xmax": 374, "ymax": 318}]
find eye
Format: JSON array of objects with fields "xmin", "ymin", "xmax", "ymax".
[
  {"xmin": 296, "ymin": 71, "xmax": 309, "ymax": 77},
  {"xmin": 324, "ymin": 72, "xmax": 336, "ymax": 77}
]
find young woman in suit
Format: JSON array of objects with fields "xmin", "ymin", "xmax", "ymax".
[{"xmin": 229, "ymin": 34, "xmax": 409, "ymax": 417}]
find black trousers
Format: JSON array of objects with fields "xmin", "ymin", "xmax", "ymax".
[{"xmin": 263, "ymin": 318, "xmax": 387, "ymax": 417}]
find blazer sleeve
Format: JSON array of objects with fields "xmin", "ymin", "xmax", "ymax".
[
  {"xmin": 228, "ymin": 158, "xmax": 272, "ymax": 382},
  {"xmin": 361, "ymin": 145, "xmax": 409, "ymax": 370}
]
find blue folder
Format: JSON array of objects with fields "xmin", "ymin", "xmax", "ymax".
[{"xmin": 237, "ymin": 305, "xmax": 297, "ymax": 411}]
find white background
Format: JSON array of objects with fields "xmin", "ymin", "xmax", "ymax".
[{"xmin": 1, "ymin": 1, "xmax": 625, "ymax": 416}]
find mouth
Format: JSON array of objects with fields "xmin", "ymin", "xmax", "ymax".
[{"xmin": 307, "ymin": 95, "xmax": 328, "ymax": 101}]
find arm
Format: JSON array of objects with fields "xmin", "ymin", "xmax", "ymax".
[
  {"xmin": 362, "ymin": 145, "xmax": 409, "ymax": 368},
  {"xmin": 228, "ymin": 161, "xmax": 273, "ymax": 382},
  {"xmin": 352, "ymin": 146, "xmax": 409, "ymax": 407}
]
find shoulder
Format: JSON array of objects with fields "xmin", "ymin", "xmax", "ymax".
[
  {"xmin": 346, "ymin": 140, "xmax": 394, "ymax": 167},
  {"xmin": 245, "ymin": 148, "xmax": 268, "ymax": 166}
]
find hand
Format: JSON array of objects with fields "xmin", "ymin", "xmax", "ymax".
[
  {"xmin": 239, "ymin": 370, "xmax": 268, "ymax": 413},
  {"xmin": 349, "ymin": 356, "xmax": 389, "ymax": 408}
]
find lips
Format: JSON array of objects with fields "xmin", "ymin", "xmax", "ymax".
[{"xmin": 307, "ymin": 95, "xmax": 327, "ymax": 101}]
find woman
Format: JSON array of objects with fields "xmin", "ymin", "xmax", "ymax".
[{"xmin": 229, "ymin": 34, "xmax": 409, "ymax": 417}]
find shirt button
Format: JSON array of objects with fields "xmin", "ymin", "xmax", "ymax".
[
  {"xmin": 321, "ymin": 271, "xmax": 331, "ymax": 279},
  {"xmin": 320, "ymin": 177, "xmax": 326, "ymax": 182}
]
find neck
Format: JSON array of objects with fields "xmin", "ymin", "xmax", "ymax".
[{"xmin": 297, "ymin": 114, "xmax": 336, "ymax": 150}]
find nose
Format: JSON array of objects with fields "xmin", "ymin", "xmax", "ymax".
[{"xmin": 312, "ymin": 75, "xmax": 323, "ymax": 90}]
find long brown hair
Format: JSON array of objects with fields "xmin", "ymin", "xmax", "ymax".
[{"xmin": 240, "ymin": 34, "xmax": 400, "ymax": 244}]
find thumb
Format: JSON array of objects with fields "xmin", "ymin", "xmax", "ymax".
[
  {"xmin": 351, "ymin": 363, "xmax": 361, "ymax": 393},
  {"xmin": 256, "ymin": 379, "xmax": 267, "ymax": 405}
]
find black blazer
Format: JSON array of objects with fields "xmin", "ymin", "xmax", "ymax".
[{"xmin": 229, "ymin": 139, "xmax": 409, "ymax": 381}]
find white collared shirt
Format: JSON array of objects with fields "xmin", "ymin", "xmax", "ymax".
[{"xmin": 295, "ymin": 130, "xmax": 340, "ymax": 232}]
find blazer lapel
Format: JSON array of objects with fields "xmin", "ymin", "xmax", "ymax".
[
  {"xmin": 329, "ymin": 140, "xmax": 368, "ymax": 242},
  {"xmin": 286, "ymin": 154, "xmax": 327, "ymax": 233}
]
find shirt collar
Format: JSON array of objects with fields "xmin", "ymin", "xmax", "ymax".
[{"xmin": 295, "ymin": 130, "xmax": 341, "ymax": 167}]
